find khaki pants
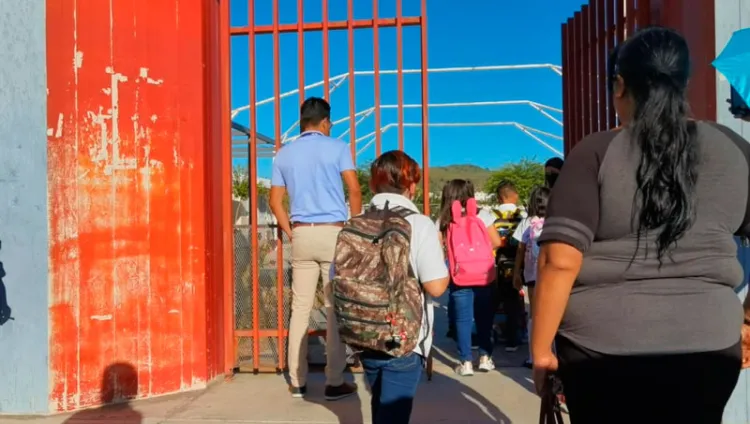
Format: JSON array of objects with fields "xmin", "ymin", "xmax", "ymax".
[{"xmin": 287, "ymin": 225, "xmax": 347, "ymax": 387}]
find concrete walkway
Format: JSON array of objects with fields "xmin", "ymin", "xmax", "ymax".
[{"xmin": 9, "ymin": 299, "xmax": 560, "ymax": 424}]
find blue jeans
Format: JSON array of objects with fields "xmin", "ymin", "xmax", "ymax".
[
  {"xmin": 361, "ymin": 351, "xmax": 423, "ymax": 424},
  {"xmin": 450, "ymin": 284, "xmax": 494, "ymax": 362}
]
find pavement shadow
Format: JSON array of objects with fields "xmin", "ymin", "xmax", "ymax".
[
  {"xmin": 496, "ymin": 366, "xmax": 536, "ymax": 395},
  {"xmin": 63, "ymin": 362, "xmax": 143, "ymax": 423},
  {"xmin": 411, "ymin": 369, "xmax": 512, "ymax": 423},
  {"xmin": 303, "ymin": 373, "xmax": 364, "ymax": 424},
  {"xmin": 431, "ymin": 292, "xmax": 537, "ymax": 397}
]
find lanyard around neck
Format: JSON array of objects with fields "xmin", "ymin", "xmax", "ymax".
[{"xmin": 299, "ymin": 131, "xmax": 323, "ymax": 138}]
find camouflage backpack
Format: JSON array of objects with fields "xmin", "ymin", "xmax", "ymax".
[{"xmin": 332, "ymin": 201, "xmax": 423, "ymax": 357}]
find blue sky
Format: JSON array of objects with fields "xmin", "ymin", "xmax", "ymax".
[{"xmin": 230, "ymin": 0, "xmax": 587, "ymax": 178}]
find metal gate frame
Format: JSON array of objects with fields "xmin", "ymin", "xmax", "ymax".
[
  {"xmin": 562, "ymin": 0, "xmax": 719, "ymax": 154},
  {"xmin": 562, "ymin": 0, "xmax": 652, "ymax": 153},
  {"xmin": 230, "ymin": 64, "xmax": 565, "ymax": 161},
  {"xmin": 220, "ymin": 0, "xmax": 430, "ymax": 374}
]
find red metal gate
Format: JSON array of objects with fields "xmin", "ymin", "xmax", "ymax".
[
  {"xmin": 562, "ymin": 0, "xmax": 719, "ymax": 154},
  {"xmin": 219, "ymin": 0, "xmax": 431, "ymax": 373},
  {"xmin": 562, "ymin": 0, "xmax": 652, "ymax": 153}
]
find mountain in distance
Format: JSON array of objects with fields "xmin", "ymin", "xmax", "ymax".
[
  {"xmin": 428, "ymin": 164, "xmax": 494, "ymax": 192},
  {"xmin": 252, "ymin": 165, "xmax": 494, "ymax": 193}
]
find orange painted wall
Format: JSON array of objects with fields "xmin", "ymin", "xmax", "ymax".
[{"xmin": 46, "ymin": 0, "xmax": 222, "ymax": 411}]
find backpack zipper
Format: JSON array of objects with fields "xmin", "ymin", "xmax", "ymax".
[
  {"xmin": 340, "ymin": 227, "xmax": 378, "ymax": 239},
  {"xmin": 341, "ymin": 227, "xmax": 409, "ymax": 242},
  {"xmin": 334, "ymin": 292, "xmax": 389, "ymax": 308},
  {"xmin": 337, "ymin": 313, "xmax": 390, "ymax": 325}
]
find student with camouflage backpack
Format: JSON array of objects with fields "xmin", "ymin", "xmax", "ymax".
[{"xmin": 331, "ymin": 151, "xmax": 449, "ymax": 424}]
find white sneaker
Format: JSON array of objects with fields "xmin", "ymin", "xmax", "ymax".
[
  {"xmin": 478, "ymin": 355, "xmax": 495, "ymax": 372},
  {"xmin": 455, "ymin": 361, "xmax": 474, "ymax": 376}
]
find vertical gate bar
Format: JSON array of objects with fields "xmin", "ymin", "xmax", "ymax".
[
  {"xmin": 396, "ymin": 0, "xmax": 405, "ymax": 151},
  {"xmin": 588, "ymin": 2, "xmax": 598, "ymax": 133},
  {"xmin": 573, "ymin": 15, "xmax": 581, "ymax": 147},
  {"xmin": 568, "ymin": 14, "xmax": 578, "ymax": 148},
  {"xmin": 625, "ymin": 0, "xmax": 635, "ymax": 36},
  {"xmin": 248, "ymin": 0, "xmax": 261, "ymax": 372},
  {"xmin": 636, "ymin": 0, "xmax": 650, "ymax": 29},
  {"xmin": 420, "ymin": 0, "xmax": 430, "ymax": 213},
  {"xmin": 607, "ymin": 0, "xmax": 617, "ymax": 127},
  {"xmin": 373, "ymin": 0, "xmax": 382, "ymax": 156},
  {"xmin": 272, "ymin": 0, "xmax": 285, "ymax": 373},
  {"xmin": 597, "ymin": 0, "xmax": 607, "ymax": 131},
  {"xmin": 614, "ymin": 0, "xmax": 624, "ymax": 127},
  {"xmin": 581, "ymin": 5, "xmax": 591, "ymax": 139},
  {"xmin": 220, "ymin": 0, "xmax": 235, "ymax": 377},
  {"xmin": 298, "ymin": 0, "xmax": 305, "ymax": 100},
  {"xmin": 574, "ymin": 11, "xmax": 583, "ymax": 143},
  {"xmin": 567, "ymin": 21, "xmax": 574, "ymax": 150},
  {"xmin": 561, "ymin": 23, "xmax": 569, "ymax": 153},
  {"xmin": 347, "ymin": 0, "xmax": 357, "ymax": 163},
  {"xmin": 615, "ymin": 0, "xmax": 625, "ymax": 45},
  {"xmin": 322, "ymin": 0, "xmax": 330, "ymax": 100},
  {"xmin": 563, "ymin": 19, "xmax": 574, "ymax": 149}
]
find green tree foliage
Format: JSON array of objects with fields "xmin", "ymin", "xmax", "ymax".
[
  {"xmin": 232, "ymin": 165, "xmax": 288, "ymax": 209},
  {"xmin": 232, "ymin": 166, "xmax": 250, "ymax": 200},
  {"xmin": 483, "ymin": 159, "xmax": 545, "ymax": 204},
  {"xmin": 354, "ymin": 164, "xmax": 374, "ymax": 204}
]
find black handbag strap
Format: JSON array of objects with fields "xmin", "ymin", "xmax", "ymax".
[{"xmin": 539, "ymin": 375, "xmax": 565, "ymax": 424}]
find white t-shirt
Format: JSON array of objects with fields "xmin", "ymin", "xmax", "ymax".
[
  {"xmin": 513, "ymin": 217, "xmax": 530, "ymax": 243},
  {"xmin": 368, "ymin": 193, "xmax": 449, "ymax": 358},
  {"xmin": 521, "ymin": 217, "xmax": 544, "ymax": 283},
  {"xmin": 504, "ymin": 204, "xmax": 529, "ymax": 242}
]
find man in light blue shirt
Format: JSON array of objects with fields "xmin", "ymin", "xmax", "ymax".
[{"xmin": 269, "ymin": 97, "xmax": 362, "ymax": 400}]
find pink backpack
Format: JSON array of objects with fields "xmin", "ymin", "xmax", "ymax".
[{"xmin": 446, "ymin": 198, "xmax": 496, "ymax": 287}]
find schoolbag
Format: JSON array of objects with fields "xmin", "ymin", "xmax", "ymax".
[
  {"xmin": 332, "ymin": 201, "xmax": 423, "ymax": 357},
  {"xmin": 493, "ymin": 207, "xmax": 525, "ymax": 263},
  {"xmin": 528, "ymin": 216, "xmax": 545, "ymax": 263},
  {"xmin": 446, "ymin": 198, "xmax": 496, "ymax": 287}
]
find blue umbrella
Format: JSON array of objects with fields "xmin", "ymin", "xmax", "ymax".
[{"xmin": 713, "ymin": 28, "xmax": 750, "ymax": 105}]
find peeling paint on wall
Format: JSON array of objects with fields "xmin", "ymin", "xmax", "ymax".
[{"xmin": 46, "ymin": 0, "xmax": 210, "ymax": 412}]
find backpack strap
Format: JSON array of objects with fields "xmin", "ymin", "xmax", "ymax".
[
  {"xmin": 466, "ymin": 198, "xmax": 478, "ymax": 217},
  {"xmin": 388, "ymin": 205, "xmax": 416, "ymax": 218},
  {"xmin": 451, "ymin": 200, "xmax": 463, "ymax": 223}
]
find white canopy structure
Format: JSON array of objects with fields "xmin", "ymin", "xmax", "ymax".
[{"xmin": 230, "ymin": 63, "xmax": 563, "ymax": 160}]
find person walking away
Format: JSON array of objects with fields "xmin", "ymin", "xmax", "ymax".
[
  {"xmin": 269, "ymin": 97, "xmax": 362, "ymax": 400},
  {"xmin": 532, "ymin": 27, "xmax": 748, "ymax": 423},
  {"xmin": 437, "ymin": 179, "xmax": 503, "ymax": 376},
  {"xmin": 543, "ymin": 157, "xmax": 564, "ymax": 189},
  {"xmin": 511, "ymin": 157, "xmax": 563, "ymax": 294},
  {"xmin": 492, "ymin": 181, "xmax": 526, "ymax": 352},
  {"xmin": 512, "ymin": 186, "xmax": 550, "ymax": 368},
  {"xmin": 331, "ymin": 151, "xmax": 449, "ymax": 424}
]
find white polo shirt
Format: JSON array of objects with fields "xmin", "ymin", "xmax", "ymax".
[{"xmin": 369, "ymin": 193, "xmax": 449, "ymax": 358}]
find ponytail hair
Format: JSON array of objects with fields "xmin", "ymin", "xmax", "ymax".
[{"xmin": 612, "ymin": 27, "xmax": 698, "ymax": 261}]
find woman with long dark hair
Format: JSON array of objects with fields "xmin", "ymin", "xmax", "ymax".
[{"xmin": 531, "ymin": 27, "xmax": 750, "ymax": 422}]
